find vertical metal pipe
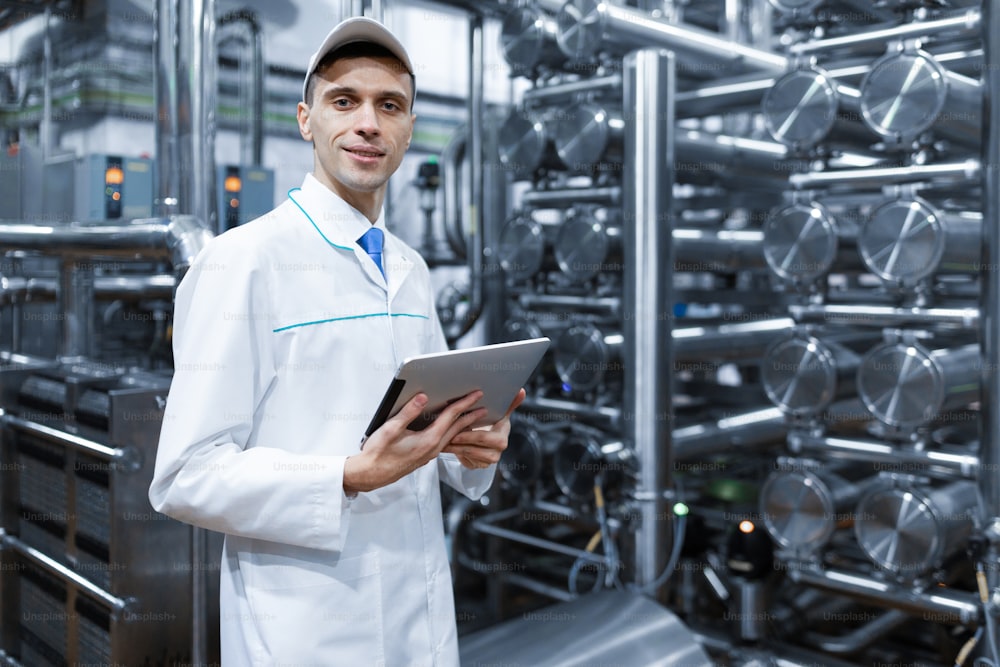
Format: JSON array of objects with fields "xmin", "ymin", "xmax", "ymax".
[
  {"xmin": 155, "ymin": 0, "xmax": 217, "ymax": 227},
  {"xmin": 155, "ymin": 0, "xmax": 181, "ymax": 217},
  {"xmin": 250, "ymin": 18, "xmax": 264, "ymax": 166},
  {"xmin": 452, "ymin": 16, "xmax": 484, "ymax": 342},
  {"xmin": 980, "ymin": 0, "xmax": 1000, "ymax": 601},
  {"xmin": 40, "ymin": 8, "xmax": 52, "ymax": 162},
  {"xmin": 59, "ymin": 259, "xmax": 94, "ymax": 358},
  {"xmin": 623, "ymin": 49, "xmax": 675, "ymax": 600},
  {"xmin": 155, "ymin": 2, "xmax": 215, "ymax": 662}
]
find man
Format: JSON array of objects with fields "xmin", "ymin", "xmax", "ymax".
[{"xmin": 149, "ymin": 17, "xmax": 521, "ymax": 666}]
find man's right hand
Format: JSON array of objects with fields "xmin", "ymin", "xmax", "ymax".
[{"xmin": 343, "ymin": 390, "xmax": 486, "ymax": 494}]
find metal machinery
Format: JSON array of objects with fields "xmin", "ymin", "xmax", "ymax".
[{"xmin": 455, "ymin": 0, "xmax": 1000, "ymax": 666}]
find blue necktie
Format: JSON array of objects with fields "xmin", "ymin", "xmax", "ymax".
[{"xmin": 358, "ymin": 227, "xmax": 385, "ymax": 278}]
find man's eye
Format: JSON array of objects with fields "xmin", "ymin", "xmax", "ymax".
[
  {"xmin": 383, "ymin": 102, "xmax": 400, "ymax": 112},
  {"xmin": 333, "ymin": 99, "xmax": 351, "ymax": 108}
]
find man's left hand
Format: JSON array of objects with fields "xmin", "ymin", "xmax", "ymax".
[{"xmin": 442, "ymin": 388, "xmax": 526, "ymax": 469}]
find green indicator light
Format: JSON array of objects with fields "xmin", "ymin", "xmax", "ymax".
[{"xmin": 673, "ymin": 502, "xmax": 689, "ymax": 517}]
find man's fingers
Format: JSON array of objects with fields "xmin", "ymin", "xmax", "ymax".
[
  {"xmin": 503, "ymin": 388, "xmax": 527, "ymax": 421},
  {"xmin": 386, "ymin": 393, "xmax": 429, "ymax": 432}
]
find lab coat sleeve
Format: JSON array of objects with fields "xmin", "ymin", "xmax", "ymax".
[
  {"xmin": 149, "ymin": 237, "xmax": 351, "ymax": 551},
  {"xmin": 426, "ymin": 288, "xmax": 499, "ymax": 499}
]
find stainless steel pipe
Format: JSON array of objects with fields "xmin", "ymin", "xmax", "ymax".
[
  {"xmin": 790, "ymin": 433, "xmax": 980, "ymax": 479},
  {"xmin": 859, "ymin": 197, "xmax": 982, "ymax": 286},
  {"xmin": 789, "ymin": 159, "xmax": 981, "ymax": 190},
  {"xmin": 787, "ymin": 565, "xmax": 980, "ymax": 624},
  {"xmin": 789, "ymin": 9, "xmax": 981, "ymax": 57},
  {"xmin": 857, "ymin": 341, "xmax": 980, "ymax": 429},
  {"xmin": 855, "ymin": 480, "xmax": 978, "ymax": 577},
  {"xmin": 155, "ymin": 0, "xmax": 217, "ymax": 227},
  {"xmin": 789, "ymin": 303, "xmax": 980, "ymax": 329},
  {"xmin": 623, "ymin": 48, "xmax": 674, "ymax": 600},
  {"xmin": 673, "ymin": 407, "xmax": 786, "ymax": 459},
  {"xmin": 860, "ymin": 49, "xmax": 982, "ymax": 146},
  {"xmin": 556, "ymin": 0, "xmax": 787, "ymax": 74},
  {"xmin": 0, "ymin": 218, "xmax": 212, "ymax": 268}
]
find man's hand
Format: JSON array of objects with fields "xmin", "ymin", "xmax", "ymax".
[
  {"xmin": 344, "ymin": 390, "xmax": 486, "ymax": 494},
  {"xmin": 442, "ymin": 388, "xmax": 526, "ymax": 469}
]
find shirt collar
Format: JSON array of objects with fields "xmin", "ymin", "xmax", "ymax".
[{"xmin": 296, "ymin": 173, "xmax": 387, "ymax": 249}]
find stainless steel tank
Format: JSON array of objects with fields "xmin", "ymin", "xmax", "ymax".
[
  {"xmin": 856, "ymin": 341, "xmax": 980, "ymax": 429},
  {"xmin": 550, "ymin": 104, "xmax": 624, "ymax": 172},
  {"xmin": 501, "ymin": 6, "xmax": 567, "ymax": 77},
  {"xmin": 760, "ymin": 464, "xmax": 870, "ymax": 553},
  {"xmin": 553, "ymin": 207, "xmax": 622, "ymax": 282},
  {"xmin": 763, "ymin": 201, "xmax": 859, "ymax": 285},
  {"xmin": 761, "ymin": 333, "xmax": 862, "ymax": 417},
  {"xmin": 860, "ymin": 49, "xmax": 982, "ymax": 146},
  {"xmin": 459, "ymin": 590, "xmax": 712, "ymax": 667},
  {"xmin": 854, "ymin": 480, "xmax": 978, "ymax": 577},
  {"xmin": 858, "ymin": 197, "xmax": 982, "ymax": 286},
  {"xmin": 553, "ymin": 323, "xmax": 623, "ymax": 392},
  {"xmin": 762, "ymin": 67, "xmax": 870, "ymax": 151}
]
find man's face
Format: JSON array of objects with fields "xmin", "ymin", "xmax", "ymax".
[{"xmin": 297, "ymin": 54, "xmax": 414, "ymax": 211}]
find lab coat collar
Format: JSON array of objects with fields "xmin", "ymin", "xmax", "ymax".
[{"xmin": 290, "ymin": 174, "xmax": 414, "ymax": 295}]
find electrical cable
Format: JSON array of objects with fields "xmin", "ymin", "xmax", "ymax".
[{"xmin": 975, "ymin": 563, "xmax": 1000, "ymax": 667}]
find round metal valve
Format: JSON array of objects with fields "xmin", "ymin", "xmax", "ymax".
[
  {"xmin": 860, "ymin": 51, "xmax": 947, "ymax": 142},
  {"xmin": 554, "ymin": 324, "xmax": 623, "ymax": 393},
  {"xmin": 497, "ymin": 214, "xmax": 546, "ymax": 282},
  {"xmin": 501, "ymin": 6, "xmax": 565, "ymax": 76},
  {"xmin": 551, "ymin": 104, "xmax": 623, "ymax": 171},
  {"xmin": 554, "ymin": 210, "xmax": 620, "ymax": 282},
  {"xmin": 762, "ymin": 68, "xmax": 839, "ymax": 150},
  {"xmin": 556, "ymin": 0, "xmax": 607, "ymax": 61},
  {"xmin": 761, "ymin": 335, "xmax": 840, "ymax": 417},
  {"xmin": 763, "ymin": 202, "xmax": 839, "ymax": 284},
  {"xmin": 498, "ymin": 110, "xmax": 549, "ymax": 173}
]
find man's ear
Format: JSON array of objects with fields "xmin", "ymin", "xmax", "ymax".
[{"xmin": 297, "ymin": 102, "xmax": 312, "ymax": 141}]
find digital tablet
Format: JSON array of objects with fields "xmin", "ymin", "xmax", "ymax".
[{"xmin": 364, "ymin": 337, "xmax": 550, "ymax": 437}]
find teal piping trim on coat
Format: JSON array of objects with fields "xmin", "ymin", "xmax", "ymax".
[
  {"xmin": 274, "ymin": 312, "xmax": 429, "ymax": 333},
  {"xmin": 287, "ymin": 188, "xmax": 355, "ymax": 251}
]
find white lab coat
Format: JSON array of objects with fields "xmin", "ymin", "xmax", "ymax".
[{"xmin": 149, "ymin": 174, "xmax": 495, "ymax": 667}]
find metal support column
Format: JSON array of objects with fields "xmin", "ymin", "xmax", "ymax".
[{"xmin": 623, "ymin": 48, "xmax": 675, "ymax": 601}]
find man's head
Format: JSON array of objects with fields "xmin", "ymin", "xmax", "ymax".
[
  {"xmin": 302, "ymin": 17, "xmax": 415, "ymax": 108},
  {"xmin": 297, "ymin": 17, "xmax": 417, "ymax": 221}
]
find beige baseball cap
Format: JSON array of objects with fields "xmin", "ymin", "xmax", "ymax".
[{"xmin": 302, "ymin": 16, "xmax": 414, "ymax": 103}]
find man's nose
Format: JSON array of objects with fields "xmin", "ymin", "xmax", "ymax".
[{"xmin": 354, "ymin": 102, "xmax": 380, "ymax": 135}]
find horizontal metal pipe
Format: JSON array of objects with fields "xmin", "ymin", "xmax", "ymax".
[
  {"xmin": 0, "ymin": 275, "xmax": 176, "ymax": 303},
  {"xmin": 804, "ymin": 609, "xmax": 916, "ymax": 655},
  {"xmin": 522, "ymin": 74, "xmax": 622, "ymax": 104},
  {"xmin": 790, "ymin": 433, "xmax": 979, "ymax": 479},
  {"xmin": 787, "ymin": 566, "xmax": 980, "ymax": 625},
  {"xmin": 516, "ymin": 293, "xmax": 620, "ymax": 314},
  {"xmin": 673, "ymin": 228, "xmax": 766, "ymax": 272},
  {"xmin": 1, "ymin": 531, "xmax": 129, "ymax": 613},
  {"xmin": 673, "ymin": 317, "xmax": 793, "ymax": 360},
  {"xmin": 0, "ymin": 216, "xmax": 212, "ymax": 269},
  {"xmin": 789, "ymin": 303, "xmax": 979, "ymax": 329},
  {"xmin": 790, "ymin": 9, "xmax": 981, "ymax": 56},
  {"xmin": 492, "ymin": 571, "xmax": 576, "ymax": 602},
  {"xmin": 471, "ymin": 507, "xmax": 608, "ymax": 564},
  {"xmin": 1, "ymin": 412, "xmax": 121, "ymax": 461},
  {"xmin": 556, "ymin": 0, "xmax": 787, "ymax": 74},
  {"xmin": 520, "ymin": 186, "xmax": 622, "ymax": 208},
  {"xmin": 673, "ymin": 407, "xmax": 786, "ymax": 459},
  {"xmin": 520, "ymin": 396, "xmax": 622, "ymax": 429},
  {"xmin": 790, "ymin": 160, "xmax": 981, "ymax": 190}
]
